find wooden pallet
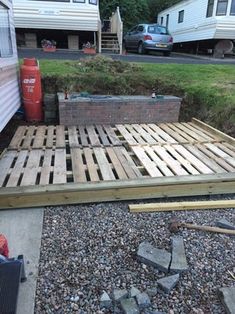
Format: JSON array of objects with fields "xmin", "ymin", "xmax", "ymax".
[{"xmin": 0, "ymin": 119, "xmax": 234, "ymax": 209}]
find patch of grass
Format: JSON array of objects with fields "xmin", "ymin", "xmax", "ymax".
[{"xmin": 38, "ymin": 57, "xmax": 235, "ymax": 135}]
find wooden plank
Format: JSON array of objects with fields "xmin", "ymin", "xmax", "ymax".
[
  {"xmin": 156, "ymin": 124, "xmax": 185, "ymax": 143},
  {"xmin": 205, "ymin": 143, "xmax": 235, "ymax": 168},
  {"xmin": 68, "ymin": 126, "xmax": 79, "ymax": 148},
  {"xmin": 152, "ymin": 146, "xmax": 188, "ymax": 176},
  {"xmin": 86, "ymin": 125, "xmax": 101, "ymax": 146},
  {"xmin": 106, "ymin": 147, "xmax": 128, "ymax": 179},
  {"xmin": 22, "ymin": 126, "xmax": 35, "ymax": 149},
  {"xmin": 0, "ymin": 150, "xmax": 17, "ymax": 186},
  {"xmin": 6, "ymin": 151, "xmax": 28, "ymax": 187},
  {"xmin": 70, "ymin": 148, "xmax": 87, "ymax": 182},
  {"xmin": 182, "ymin": 122, "xmax": 215, "ymax": 142},
  {"xmin": 39, "ymin": 150, "xmax": 53, "ymax": 185},
  {"xmin": 196, "ymin": 144, "xmax": 235, "ymax": 172},
  {"xmin": 166, "ymin": 123, "xmax": 196, "ymax": 143},
  {"xmin": 144, "ymin": 146, "xmax": 174, "ymax": 176},
  {"xmin": 21, "ymin": 150, "xmax": 41, "ymax": 186},
  {"xmin": 96, "ymin": 125, "xmax": 110, "ymax": 146},
  {"xmin": 83, "ymin": 148, "xmax": 99, "ymax": 181},
  {"xmin": 173, "ymin": 145, "xmax": 214, "ymax": 174},
  {"xmin": 184, "ymin": 144, "xmax": 226, "ymax": 174},
  {"xmin": 46, "ymin": 126, "xmax": 55, "ymax": 148},
  {"xmin": 216, "ymin": 143, "xmax": 235, "ymax": 157},
  {"xmin": 0, "ymin": 173, "xmax": 234, "ymax": 209},
  {"xmin": 103, "ymin": 125, "xmax": 121, "ymax": 146},
  {"xmin": 33, "ymin": 126, "xmax": 46, "ymax": 149},
  {"xmin": 93, "ymin": 148, "xmax": 115, "ymax": 180},
  {"xmin": 125, "ymin": 125, "xmax": 146, "ymax": 145},
  {"xmin": 174, "ymin": 123, "xmax": 208, "ymax": 142},
  {"xmin": 78, "ymin": 126, "xmax": 89, "ymax": 146},
  {"xmin": 129, "ymin": 199, "xmax": 235, "ymax": 213},
  {"xmin": 132, "ymin": 124, "xmax": 157, "ymax": 145},
  {"xmin": 9, "ymin": 126, "xmax": 27, "ymax": 150},
  {"xmin": 140, "ymin": 124, "xmax": 165, "ymax": 144},
  {"xmin": 55, "ymin": 126, "xmax": 65, "ymax": 148},
  {"xmin": 188, "ymin": 122, "xmax": 220, "ymax": 140},
  {"xmin": 192, "ymin": 118, "xmax": 235, "ymax": 145},
  {"xmin": 163, "ymin": 145, "xmax": 199, "ymax": 175},
  {"xmin": 53, "ymin": 149, "xmax": 67, "ymax": 184},
  {"xmin": 113, "ymin": 147, "xmax": 142, "ymax": 178},
  {"xmin": 132, "ymin": 146, "xmax": 163, "ymax": 177},
  {"xmin": 116, "ymin": 125, "xmax": 138, "ymax": 145}
]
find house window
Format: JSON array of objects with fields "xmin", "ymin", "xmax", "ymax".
[
  {"xmin": 0, "ymin": 3, "xmax": 13, "ymax": 58},
  {"xmin": 178, "ymin": 10, "xmax": 184, "ymax": 23},
  {"xmin": 206, "ymin": 0, "xmax": 214, "ymax": 17},
  {"xmin": 166, "ymin": 14, "xmax": 169, "ymax": 28},
  {"xmin": 161, "ymin": 16, "xmax": 164, "ymax": 25},
  {"xmin": 89, "ymin": 0, "xmax": 97, "ymax": 4},
  {"xmin": 216, "ymin": 0, "xmax": 228, "ymax": 15},
  {"xmin": 231, "ymin": 0, "xmax": 235, "ymax": 15}
]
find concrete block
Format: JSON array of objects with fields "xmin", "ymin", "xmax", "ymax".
[
  {"xmin": 135, "ymin": 292, "xmax": 151, "ymax": 309},
  {"xmin": 137, "ymin": 242, "xmax": 171, "ymax": 273},
  {"xmin": 113, "ymin": 288, "xmax": 128, "ymax": 302},
  {"xmin": 157, "ymin": 274, "xmax": 180, "ymax": 293},
  {"xmin": 216, "ymin": 218, "xmax": 235, "ymax": 230},
  {"xmin": 218, "ymin": 286, "xmax": 235, "ymax": 314},
  {"xmin": 170, "ymin": 236, "xmax": 188, "ymax": 273},
  {"xmin": 120, "ymin": 298, "xmax": 140, "ymax": 314},
  {"xmin": 100, "ymin": 291, "xmax": 112, "ymax": 309}
]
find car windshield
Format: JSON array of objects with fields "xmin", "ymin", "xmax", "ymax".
[{"xmin": 147, "ymin": 25, "xmax": 169, "ymax": 35}]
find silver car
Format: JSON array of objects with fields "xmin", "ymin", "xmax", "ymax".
[{"xmin": 124, "ymin": 24, "xmax": 173, "ymax": 56}]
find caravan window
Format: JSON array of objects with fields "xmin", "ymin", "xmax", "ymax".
[
  {"xmin": 231, "ymin": 0, "xmax": 235, "ymax": 15},
  {"xmin": 216, "ymin": 0, "xmax": 228, "ymax": 15},
  {"xmin": 206, "ymin": 0, "xmax": 214, "ymax": 17},
  {"xmin": 160, "ymin": 17, "xmax": 164, "ymax": 25},
  {"xmin": 0, "ymin": 3, "xmax": 13, "ymax": 58},
  {"xmin": 178, "ymin": 10, "xmax": 184, "ymax": 23}
]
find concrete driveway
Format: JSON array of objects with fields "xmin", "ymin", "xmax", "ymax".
[{"xmin": 18, "ymin": 48, "xmax": 235, "ymax": 65}]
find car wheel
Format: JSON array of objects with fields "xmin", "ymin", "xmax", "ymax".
[
  {"xmin": 163, "ymin": 51, "xmax": 171, "ymax": 57},
  {"xmin": 138, "ymin": 42, "xmax": 145, "ymax": 54}
]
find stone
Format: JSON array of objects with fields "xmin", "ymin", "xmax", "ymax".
[
  {"xmin": 157, "ymin": 274, "xmax": 180, "ymax": 293},
  {"xmin": 130, "ymin": 286, "xmax": 141, "ymax": 298},
  {"xmin": 135, "ymin": 292, "xmax": 151, "ymax": 309},
  {"xmin": 100, "ymin": 291, "xmax": 112, "ymax": 309},
  {"xmin": 216, "ymin": 218, "xmax": 235, "ymax": 230},
  {"xmin": 170, "ymin": 236, "xmax": 188, "ymax": 273},
  {"xmin": 137, "ymin": 242, "xmax": 171, "ymax": 273},
  {"xmin": 218, "ymin": 286, "xmax": 235, "ymax": 314},
  {"xmin": 143, "ymin": 311, "xmax": 165, "ymax": 314},
  {"xmin": 146, "ymin": 287, "xmax": 158, "ymax": 297},
  {"xmin": 113, "ymin": 289, "xmax": 128, "ymax": 302},
  {"xmin": 120, "ymin": 298, "xmax": 140, "ymax": 314}
]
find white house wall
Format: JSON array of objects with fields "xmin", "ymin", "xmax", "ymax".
[
  {"xmin": 13, "ymin": 0, "xmax": 99, "ymax": 31},
  {"xmin": 0, "ymin": 0, "xmax": 21, "ymax": 132},
  {"xmin": 158, "ymin": 0, "xmax": 235, "ymax": 43}
]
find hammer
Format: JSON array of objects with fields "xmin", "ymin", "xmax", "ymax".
[{"xmin": 168, "ymin": 219, "xmax": 235, "ymax": 235}]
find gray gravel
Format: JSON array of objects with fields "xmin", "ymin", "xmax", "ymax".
[{"xmin": 35, "ymin": 195, "xmax": 235, "ymax": 313}]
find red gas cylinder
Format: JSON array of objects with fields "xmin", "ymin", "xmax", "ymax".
[
  {"xmin": 0, "ymin": 234, "xmax": 9, "ymax": 258},
  {"xmin": 20, "ymin": 58, "xmax": 43, "ymax": 121}
]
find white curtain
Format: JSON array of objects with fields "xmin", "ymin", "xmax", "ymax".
[{"xmin": 0, "ymin": 5, "xmax": 13, "ymax": 57}]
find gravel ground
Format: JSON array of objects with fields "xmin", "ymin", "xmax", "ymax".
[{"xmin": 35, "ymin": 195, "xmax": 235, "ymax": 314}]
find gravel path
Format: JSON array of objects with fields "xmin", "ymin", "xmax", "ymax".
[{"xmin": 35, "ymin": 195, "xmax": 235, "ymax": 314}]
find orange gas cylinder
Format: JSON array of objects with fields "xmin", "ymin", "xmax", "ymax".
[
  {"xmin": 20, "ymin": 58, "xmax": 43, "ymax": 121},
  {"xmin": 0, "ymin": 234, "xmax": 9, "ymax": 258}
]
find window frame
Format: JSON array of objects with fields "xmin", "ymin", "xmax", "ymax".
[
  {"xmin": 160, "ymin": 16, "xmax": 164, "ymax": 25},
  {"xmin": 216, "ymin": 0, "xmax": 228, "ymax": 15},
  {"xmin": 178, "ymin": 10, "xmax": 184, "ymax": 23},
  {"xmin": 0, "ymin": 1, "xmax": 13, "ymax": 58},
  {"xmin": 206, "ymin": 0, "xmax": 214, "ymax": 17}
]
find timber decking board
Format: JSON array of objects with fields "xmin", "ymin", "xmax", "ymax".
[{"xmin": 1, "ymin": 121, "xmax": 234, "ymax": 190}]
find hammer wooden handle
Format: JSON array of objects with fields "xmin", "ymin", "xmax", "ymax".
[{"xmin": 182, "ymin": 223, "xmax": 235, "ymax": 235}]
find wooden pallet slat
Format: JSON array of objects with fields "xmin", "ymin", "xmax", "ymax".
[
  {"xmin": 103, "ymin": 125, "xmax": 121, "ymax": 146},
  {"xmin": 86, "ymin": 125, "xmax": 101, "ymax": 147},
  {"xmin": 46, "ymin": 126, "xmax": 55, "ymax": 148},
  {"xmin": 96, "ymin": 125, "xmax": 110, "ymax": 146},
  {"xmin": 93, "ymin": 147, "xmax": 115, "ymax": 180},
  {"xmin": 145, "ymin": 146, "xmax": 174, "ymax": 176},
  {"xmin": 53, "ymin": 148, "xmax": 67, "ymax": 184},
  {"xmin": 56, "ymin": 125, "xmax": 65, "ymax": 148},
  {"xmin": 8, "ymin": 126, "xmax": 27, "ymax": 150},
  {"xmin": 174, "ymin": 122, "xmax": 208, "ymax": 142},
  {"xmin": 22, "ymin": 126, "xmax": 36, "ymax": 149},
  {"xmin": 78, "ymin": 126, "xmax": 89, "ymax": 146},
  {"xmin": 125, "ymin": 124, "xmax": 146, "ymax": 145},
  {"xmin": 205, "ymin": 143, "xmax": 235, "ymax": 168},
  {"xmin": 132, "ymin": 124, "xmax": 157, "ymax": 145},
  {"xmin": 166, "ymin": 123, "xmax": 196, "ymax": 143},
  {"xmin": 106, "ymin": 147, "xmax": 128, "ymax": 180},
  {"xmin": 152, "ymin": 124, "xmax": 180, "ymax": 143},
  {"xmin": 21, "ymin": 149, "xmax": 41, "ymax": 186},
  {"xmin": 140, "ymin": 124, "xmax": 166, "ymax": 144},
  {"xmin": 113, "ymin": 147, "xmax": 142, "ymax": 178},
  {"xmin": 0, "ymin": 151, "xmax": 17, "ymax": 186},
  {"xmin": 39, "ymin": 149, "xmax": 53, "ymax": 185},
  {"xmin": 6, "ymin": 150, "xmax": 28, "ymax": 187},
  {"xmin": 83, "ymin": 148, "xmax": 99, "ymax": 181},
  {"xmin": 68, "ymin": 126, "xmax": 79, "ymax": 148},
  {"xmin": 116, "ymin": 124, "xmax": 138, "ymax": 145},
  {"xmin": 70, "ymin": 148, "xmax": 87, "ymax": 182},
  {"xmin": 182, "ymin": 122, "xmax": 215, "ymax": 142}
]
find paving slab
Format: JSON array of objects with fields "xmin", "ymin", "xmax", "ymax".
[
  {"xmin": 157, "ymin": 274, "xmax": 180, "ymax": 293},
  {"xmin": 170, "ymin": 236, "xmax": 188, "ymax": 273},
  {"xmin": 130, "ymin": 286, "xmax": 141, "ymax": 298},
  {"xmin": 0, "ymin": 208, "xmax": 44, "ymax": 314},
  {"xmin": 135, "ymin": 292, "xmax": 151, "ymax": 309},
  {"xmin": 216, "ymin": 218, "xmax": 235, "ymax": 230},
  {"xmin": 120, "ymin": 298, "xmax": 140, "ymax": 314},
  {"xmin": 218, "ymin": 286, "xmax": 235, "ymax": 314},
  {"xmin": 100, "ymin": 291, "xmax": 112, "ymax": 309},
  {"xmin": 113, "ymin": 288, "xmax": 128, "ymax": 302},
  {"xmin": 137, "ymin": 242, "xmax": 171, "ymax": 273}
]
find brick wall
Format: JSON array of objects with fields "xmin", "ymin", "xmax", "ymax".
[{"xmin": 58, "ymin": 94, "xmax": 182, "ymax": 125}]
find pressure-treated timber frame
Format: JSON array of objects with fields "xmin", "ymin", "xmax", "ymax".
[{"xmin": 0, "ymin": 173, "xmax": 234, "ymax": 209}]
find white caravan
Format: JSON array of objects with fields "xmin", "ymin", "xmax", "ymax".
[
  {"xmin": 158, "ymin": 0, "xmax": 235, "ymax": 56},
  {"xmin": 0, "ymin": 0, "xmax": 21, "ymax": 132}
]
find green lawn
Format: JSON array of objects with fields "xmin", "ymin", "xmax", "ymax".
[{"xmin": 38, "ymin": 57, "xmax": 235, "ymax": 134}]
